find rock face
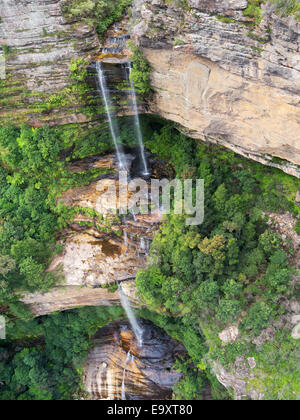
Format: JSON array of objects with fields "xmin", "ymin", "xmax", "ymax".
[
  {"xmin": 22, "ymin": 154, "xmax": 160, "ymax": 315},
  {"xmin": 1, "ymin": 1, "xmax": 299, "ymax": 175},
  {"xmin": 22, "ymin": 285, "xmax": 123, "ymax": 316},
  {"xmin": 131, "ymin": 0, "xmax": 300, "ymax": 177},
  {"xmin": 291, "ymin": 324, "xmax": 300, "ymax": 340},
  {"xmin": 218, "ymin": 324, "xmax": 239, "ymax": 344},
  {"xmin": 213, "ymin": 359, "xmax": 265, "ymax": 400},
  {"xmin": 83, "ymin": 320, "xmax": 185, "ymax": 400},
  {"xmin": 0, "ymin": 0, "xmax": 99, "ymax": 125}
]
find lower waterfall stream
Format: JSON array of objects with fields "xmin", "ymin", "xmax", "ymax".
[
  {"xmin": 118, "ymin": 283, "xmax": 143, "ymax": 349},
  {"xmin": 121, "ymin": 350, "xmax": 131, "ymax": 400}
]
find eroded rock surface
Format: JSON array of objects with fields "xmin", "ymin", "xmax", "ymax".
[
  {"xmin": 0, "ymin": 0, "xmax": 99, "ymax": 125},
  {"xmin": 219, "ymin": 324, "xmax": 239, "ymax": 344},
  {"xmin": 22, "ymin": 154, "xmax": 160, "ymax": 315},
  {"xmin": 84, "ymin": 320, "xmax": 185, "ymax": 400},
  {"xmin": 131, "ymin": 0, "xmax": 300, "ymax": 177}
]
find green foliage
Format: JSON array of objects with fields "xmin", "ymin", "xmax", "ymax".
[
  {"xmin": 62, "ymin": 0, "xmax": 131, "ymax": 39},
  {"xmin": 128, "ymin": 42, "xmax": 152, "ymax": 96},
  {"xmin": 137, "ymin": 121, "xmax": 295, "ymax": 337},
  {"xmin": 243, "ymin": 0, "xmax": 264, "ymax": 23},
  {"xmin": 241, "ymin": 302, "xmax": 273, "ymax": 334},
  {"xmin": 0, "ymin": 126, "xmax": 63, "ymax": 295},
  {"xmin": 135, "ymin": 118, "xmax": 299, "ymax": 400},
  {"xmin": 216, "ymin": 15, "xmax": 236, "ymax": 23},
  {"xmin": 270, "ymin": 0, "xmax": 300, "ymax": 21},
  {"xmin": 0, "ymin": 124, "xmax": 114, "ymax": 303},
  {"xmin": 0, "ymin": 306, "xmax": 124, "ymax": 400},
  {"xmin": 294, "ymin": 220, "xmax": 300, "ymax": 235},
  {"xmin": 172, "ymin": 359, "xmax": 206, "ymax": 400},
  {"xmin": 1, "ymin": 45, "xmax": 11, "ymax": 56},
  {"xmin": 216, "ymin": 299, "xmax": 242, "ymax": 323},
  {"xmin": 249, "ymin": 329, "xmax": 300, "ymax": 400}
]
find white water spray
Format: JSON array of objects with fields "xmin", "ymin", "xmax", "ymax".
[
  {"xmin": 118, "ymin": 283, "xmax": 143, "ymax": 347},
  {"xmin": 124, "ymin": 231, "xmax": 128, "ymax": 247},
  {"xmin": 121, "ymin": 350, "xmax": 131, "ymax": 400},
  {"xmin": 127, "ymin": 63, "xmax": 150, "ymax": 176},
  {"xmin": 96, "ymin": 61, "xmax": 127, "ymax": 170}
]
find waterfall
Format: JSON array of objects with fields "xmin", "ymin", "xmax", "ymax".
[
  {"xmin": 126, "ymin": 63, "xmax": 150, "ymax": 176},
  {"xmin": 118, "ymin": 283, "xmax": 143, "ymax": 347},
  {"xmin": 121, "ymin": 350, "xmax": 131, "ymax": 400},
  {"xmin": 124, "ymin": 231, "xmax": 128, "ymax": 247},
  {"xmin": 96, "ymin": 61, "xmax": 127, "ymax": 170}
]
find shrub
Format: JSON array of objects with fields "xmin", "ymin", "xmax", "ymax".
[{"xmin": 128, "ymin": 42, "xmax": 152, "ymax": 95}]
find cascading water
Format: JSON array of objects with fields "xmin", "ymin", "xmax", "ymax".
[
  {"xmin": 124, "ymin": 231, "xmax": 128, "ymax": 248},
  {"xmin": 121, "ymin": 350, "xmax": 131, "ymax": 400},
  {"xmin": 118, "ymin": 283, "xmax": 143, "ymax": 347},
  {"xmin": 126, "ymin": 63, "xmax": 150, "ymax": 177},
  {"xmin": 96, "ymin": 61, "xmax": 127, "ymax": 171}
]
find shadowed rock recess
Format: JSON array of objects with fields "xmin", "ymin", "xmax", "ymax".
[{"xmin": 84, "ymin": 320, "xmax": 185, "ymax": 400}]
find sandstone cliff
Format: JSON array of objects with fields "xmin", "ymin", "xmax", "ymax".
[
  {"xmin": 131, "ymin": 0, "xmax": 300, "ymax": 177},
  {"xmin": 1, "ymin": 1, "xmax": 299, "ymax": 176},
  {"xmin": 0, "ymin": 0, "xmax": 99, "ymax": 125}
]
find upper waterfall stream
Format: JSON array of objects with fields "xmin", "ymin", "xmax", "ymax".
[
  {"xmin": 96, "ymin": 61, "xmax": 127, "ymax": 171},
  {"xmin": 127, "ymin": 63, "xmax": 150, "ymax": 176}
]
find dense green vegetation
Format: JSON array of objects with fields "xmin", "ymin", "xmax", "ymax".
[
  {"xmin": 62, "ymin": 0, "xmax": 131, "ymax": 39},
  {"xmin": 0, "ymin": 114, "xmax": 299, "ymax": 400},
  {"xmin": 128, "ymin": 43, "xmax": 152, "ymax": 96},
  {"xmin": 136, "ymin": 118, "xmax": 300, "ymax": 400},
  {"xmin": 0, "ymin": 306, "xmax": 124, "ymax": 400},
  {"xmin": 0, "ymin": 117, "xmax": 128, "ymax": 400},
  {"xmin": 0, "ymin": 124, "xmax": 114, "ymax": 315}
]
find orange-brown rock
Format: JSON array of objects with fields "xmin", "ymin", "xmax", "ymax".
[
  {"xmin": 83, "ymin": 320, "xmax": 185, "ymax": 400},
  {"xmin": 22, "ymin": 154, "xmax": 160, "ymax": 315},
  {"xmin": 131, "ymin": 0, "xmax": 300, "ymax": 177}
]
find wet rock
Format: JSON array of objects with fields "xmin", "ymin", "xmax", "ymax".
[
  {"xmin": 83, "ymin": 320, "xmax": 185, "ymax": 400},
  {"xmin": 47, "ymin": 233, "xmax": 146, "ymax": 287}
]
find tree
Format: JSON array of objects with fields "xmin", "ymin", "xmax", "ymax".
[
  {"xmin": 0, "ymin": 255, "xmax": 16, "ymax": 277},
  {"xmin": 241, "ymin": 302, "xmax": 273, "ymax": 334},
  {"xmin": 216, "ymin": 299, "xmax": 242, "ymax": 324},
  {"xmin": 222, "ymin": 279, "xmax": 242, "ymax": 298},
  {"xmin": 192, "ymin": 281, "xmax": 219, "ymax": 310}
]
